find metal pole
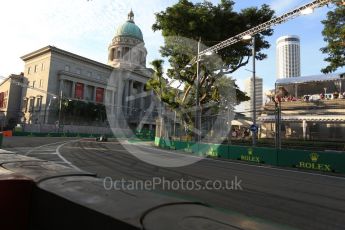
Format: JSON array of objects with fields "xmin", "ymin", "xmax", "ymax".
[
  {"xmin": 274, "ymin": 83, "xmax": 278, "ymax": 149},
  {"xmin": 278, "ymin": 101, "xmax": 282, "ymax": 149},
  {"xmin": 252, "ymin": 36, "xmax": 257, "ymax": 146},
  {"xmin": 159, "ymin": 73, "xmax": 163, "ymax": 138},
  {"xmin": 58, "ymin": 90, "xmax": 62, "ymax": 133},
  {"xmin": 228, "ymin": 107, "xmax": 231, "ymax": 144},
  {"xmin": 173, "ymin": 110, "xmax": 176, "ymax": 138},
  {"xmin": 195, "ymin": 38, "xmax": 201, "ymax": 142},
  {"xmin": 43, "ymin": 98, "xmax": 48, "ymax": 124}
]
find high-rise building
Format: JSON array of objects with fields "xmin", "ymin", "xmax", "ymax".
[
  {"xmin": 244, "ymin": 76, "xmax": 263, "ymax": 118},
  {"xmin": 276, "ymin": 35, "xmax": 301, "ymax": 79}
]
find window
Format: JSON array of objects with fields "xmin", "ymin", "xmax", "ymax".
[
  {"xmin": 34, "ymin": 65, "xmax": 38, "ymax": 73},
  {"xmin": 87, "ymin": 71, "xmax": 91, "ymax": 77},
  {"xmin": 32, "ymin": 81, "xmax": 36, "ymax": 88},
  {"xmin": 29, "ymin": 98, "xmax": 35, "ymax": 112},
  {"xmin": 65, "ymin": 65, "xmax": 70, "ymax": 72},
  {"xmin": 76, "ymin": 68, "xmax": 81, "ymax": 75},
  {"xmin": 22, "ymin": 98, "xmax": 28, "ymax": 113},
  {"xmin": 27, "ymin": 67, "xmax": 31, "ymax": 75},
  {"xmin": 0, "ymin": 92, "xmax": 4, "ymax": 108},
  {"xmin": 36, "ymin": 96, "xmax": 42, "ymax": 111},
  {"xmin": 3, "ymin": 99, "xmax": 7, "ymax": 109},
  {"xmin": 124, "ymin": 47, "xmax": 130, "ymax": 61},
  {"xmin": 39, "ymin": 79, "xmax": 44, "ymax": 88},
  {"xmin": 41, "ymin": 63, "xmax": 45, "ymax": 71}
]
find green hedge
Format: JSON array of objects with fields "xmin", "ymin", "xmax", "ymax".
[{"xmin": 155, "ymin": 138, "xmax": 345, "ymax": 174}]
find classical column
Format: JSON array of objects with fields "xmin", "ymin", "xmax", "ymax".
[
  {"xmin": 123, "ymin": 80, "xmax": 129, "ymax": 115},
  {"xmin": 83, "ymin": 84, "xmax": 87, "ymax": 100},
  {"xmin": 129, "ymin": 80, "xmax": 134, "ymax": 115},
  {"xmin": 93, "ymin": 86, "xmax": 97, "ymax": 102},
  {"xmin": 116, "ymin": 80, "xmax": 124, "ymax": 118},
  {"xmin": 110, "ymin": 90, "xmax": 115, "ymax": 115},
  {"xmin": 72, "ymin": 81, "xmax": 76, "ymax": 98},
  {"xmin": 59, "ymin": 79, "xmax": 64, "ymax": 95},
  {"xmin": 139, "ymin": 83, "xmax": 145, "ymax": 117}
]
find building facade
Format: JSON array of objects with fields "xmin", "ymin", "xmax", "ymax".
[
  {"xmin": 19, "ymin": 10, "xmax": 157, "ymax": 131},
  {"xmin": 243, "ymin": 76, "xmax": 263, "ymax": 118},
  {"xmin": 276, "ymin": 35, "xmax": 301, "ymax": 79},
  {"xmin": 0, "ymin": 74, "xmax": 24, "ymax": 129}
]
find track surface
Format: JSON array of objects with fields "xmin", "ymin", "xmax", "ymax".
[{"xmin": 3, "ymin": 137, "xmax": 345, "ymax": 230}]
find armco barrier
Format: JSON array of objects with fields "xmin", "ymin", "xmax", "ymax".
[{"xmin": 154, "ymin": 137, "xmax": 345, "ymax": 174}]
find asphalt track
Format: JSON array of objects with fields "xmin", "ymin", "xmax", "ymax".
[{"xmin": 3, "ymin": 137, "xmax": 345, "ymax": 230}]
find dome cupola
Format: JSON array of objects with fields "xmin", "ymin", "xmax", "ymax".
[
  {"xmin": 115, "ymin": 10, "xmax": 143, "ymax": 42},
  {"xmin": 108, "ymin": 10, "xmax": 147, "ymax": 68}
]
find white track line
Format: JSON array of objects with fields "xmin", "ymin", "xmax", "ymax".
[{"xmin": 55, "ymin": 140, "xmax": 82, "ymax": 171}]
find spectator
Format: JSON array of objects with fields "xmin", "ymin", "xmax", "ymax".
[
  {"xmin": 320, "ymin": 92, "xmax": 325, "ymax": 100},
  {"xmin": 333, "ymin": 91, "xmax": 339, "ymax": 99},
  {"xmin": 232, "ymin": 130, "xmax": 237, "ymax": 138}
]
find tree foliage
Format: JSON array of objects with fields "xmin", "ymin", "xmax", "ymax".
[
  {"xmin": 320, "ymin": 1, "xmax": 345, "ymax": 73},
  {"xmin": 149, "ymin": 0, "xmax": 274, "ymax": 127}
]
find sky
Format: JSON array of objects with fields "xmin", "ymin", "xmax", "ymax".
[{"xmin": 0, "ymin": 0, "xmax": 343, "ymax": 110}]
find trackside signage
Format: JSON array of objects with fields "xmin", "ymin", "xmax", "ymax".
[
  {"xmin": 240, "ymin": 148, "xmax": 260, "ymax": 163},
  {"xmin": 296, "ymin": 152, "xmax": 332, "ymax": 172},
  {"xmin": 155, "ymin": 138, "xmax": 345, "ymax": 174}
]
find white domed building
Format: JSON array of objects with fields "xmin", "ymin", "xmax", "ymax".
[
  {"xmin": 108, "ymin": 10, "xmax": 147, "ymax": 69},
  {"xmin": 18, "ymin": 10, "xmax": 156, "ymax": 134}
]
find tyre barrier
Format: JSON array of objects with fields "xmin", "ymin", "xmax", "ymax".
[{"xmin": 0, "ymin": 154, "xmax": 294, "ymax": 230}]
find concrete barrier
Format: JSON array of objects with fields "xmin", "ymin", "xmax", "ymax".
[
  {"xmin": 0, "ymin": 167, "xmax": 33, "ymax": 230},
  {"xmin": 154, "ymin": 137, "xmax": 345, "ymax": 174},
  {"xmin": 0, "ymin": 153, "xmax": 294, "ymax": 229}
]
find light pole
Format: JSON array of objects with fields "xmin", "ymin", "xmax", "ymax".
[
  {"xmin": 252, "ymin": 36, "xmax": 257, "ymax": 146},
  {"xmin": 58, "ymin": 90, "xmax": 63, "ymax": 132},
  {"xmin": 195, "ymin": 38, "xmax": 201, "ymax": 142},
  {"xmin": 243, "ymin": 35, "xmax": 257, "ymax": 146}
]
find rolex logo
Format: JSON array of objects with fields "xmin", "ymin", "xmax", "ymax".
[
  {"xmin": 310, "ymin": 153, "xmax": 319, "ymax": 162},
  {"xmin": 248, "ymin": 148, "xmax": 253, "ymax": 156}
]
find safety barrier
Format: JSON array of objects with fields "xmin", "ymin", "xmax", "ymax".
[
  {"xmin": 12, "ymin": 129, "xmax": 155, "ymax": 140},
  {"xmin": 155, "ymin": 138, "xmax": 345, "ymax": 174}
]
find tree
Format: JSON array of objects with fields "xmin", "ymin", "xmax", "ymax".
[
  {"xmin": 320, "ymin": 1, "xmax": 345, "ymax": 73},
  {"xmin": 149, "ymin": 0, "xmax": 274, "ymax": 130}
]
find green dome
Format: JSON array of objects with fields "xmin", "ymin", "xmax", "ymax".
[{"xmin": 116, "ymin": 20, "xmax": 143, "ymax": 41}]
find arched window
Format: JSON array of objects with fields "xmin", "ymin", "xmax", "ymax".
[
  {"xmin": 117, "ymin": 48, "xmax": 121, "ymax": 59},
  {"xmin": 112, "ymin": 48, "xmax": 117, "ymax": 60},
  {"xmin": 124, "ymin": 47, "xmax": 130, "ymax": 61},
  {"xmin": 139, "ymin": 51, "xmax": 143, "ymax": 64}
]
